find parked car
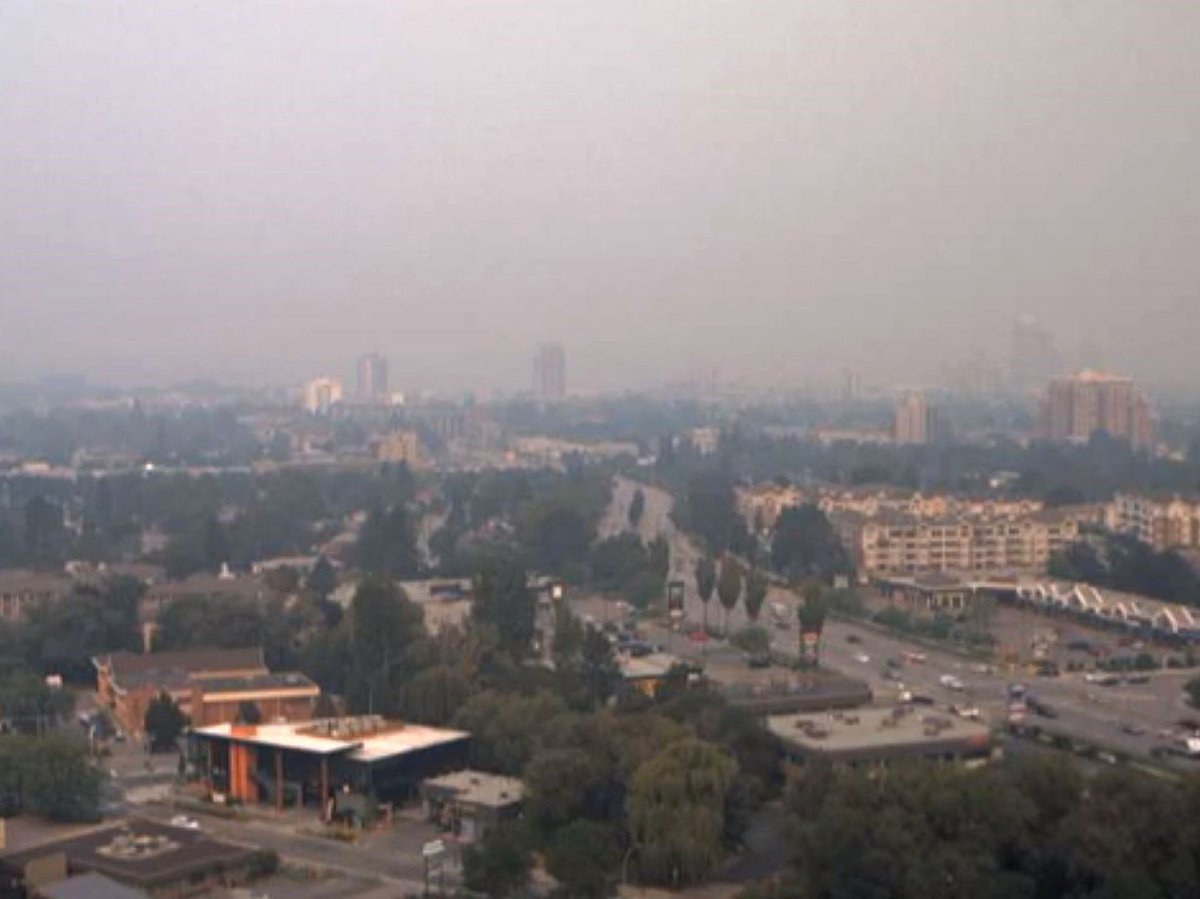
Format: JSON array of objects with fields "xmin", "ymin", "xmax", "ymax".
[{"xmin": 845, "ymin": 633, "xmax": 862, "ymax": 644}]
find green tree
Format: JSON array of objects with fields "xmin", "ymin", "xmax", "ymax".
[
  {"xmin": 628, "ymin": 488, "xmax": 646, "ymax": 529},
  {"xmin": 589, "ymin": 534, "xmax": 650, "ymax": 593},
  {"xmin": 547, "ymin": 820, "xmax": 621, "ymax": 899},
  {"xmin": 628, "ymin": 738, "xmax": 737, "ymax": 887},
  {"xmin": 144, "ymin": 692, "xmax": 187, "ymax": 752},
  {"xmin": 452, "ymin": 691, "xmax": 573, "ymax": 775},
  {"xmin": 0, "ymin": 670, "xmax": 75, "ymax": 734},
  {"xmin": 307, "ymin": 555, "xmax": 337, "ymax": 599},
  {"xmin": 472, "ymin": 553, "xmax": 536, "ymax": 658},
  {"xmin": 356, "ymin": 504, "xmax": 420, "ymax": 578},
  {"xmin": 744, "ymin": 568, "xmax": 768, "ymax": 623},
  {"xmin": 520, "ymin": 499, "xmax": 594, "ymax": 578},
  {"xmin": 399, "ymin": 664, "xmax": 472, "ymax": 726},
  {"xmin": 345, "ymin": 578, "xmax": 424, "ymax": 714},
  {"xmin": 553, "ymin": 606, "xmax": 621, "ymax": 710},
  {"xmin": 770, "ymin": 504, "xmax": 849, "ymax": 583},
  {"xmin": 1186, "ymin": 677, "xmax": 1200, "ymax": 709},
  {"xmin": 24, "ymin": 579, "xmax": 142, "ymax": 682},
  {"xmin": 462, "ymin": 822, "xmax": 533, "ymax": 898},
  {"xmin": 0, "ymin": 735, "xmax": 102, "ymax": 822},
  {"xmin": 524, "ymin": 747, "xmax": 605, "ymax": 833},
  {"xmin": 695, "ymin": 555, "xmax": 717, "ymax": 633},
  {"xmin": 717, "ymin": 555, "xmax": 742, "ymax": 636}
]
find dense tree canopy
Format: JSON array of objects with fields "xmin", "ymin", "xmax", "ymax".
[
  {"xmin": 0, "ymin": 735, "xmax": 101, "ymax": 822},
  {"xmin": 744, "ymin": 757, "xmax": 1200, "ymax": 899},
  {"xmin": 770, "ymin": 505, "xmax": 850, "ymax": 584}
]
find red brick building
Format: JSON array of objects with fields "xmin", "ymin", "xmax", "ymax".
[{"xmin": 93, "ymin": 647, "xmax": 319, "ymax": 736}]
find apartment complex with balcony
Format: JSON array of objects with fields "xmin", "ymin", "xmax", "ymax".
[
  {"xmin": 1107, "ymin": 493, "xmax": 1200, "ymax": 552},
  {"xmin": 832, "ymin": 508, "xmax": 1080, "ymax": 577}
]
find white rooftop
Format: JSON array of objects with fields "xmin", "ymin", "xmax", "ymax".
[{"xmin": 192, "ymin": 717, "xmax": 469, "ymax": 762}]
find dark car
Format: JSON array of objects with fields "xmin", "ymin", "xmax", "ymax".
[
  {"xmin": 1119, "ymin": 722, "xmax": 1147, "ymax": 736},
  {"xmin": 1027, "ymin": 697, "xmax": 1058, "ymax": 719},
  {"xmin": 746, "ymin": 653, "xmax": 772, "ymax": 669},
  {"xmin": 910, "ymin": 693, "xmax": 935, "ymax": 706},
  {"xmin": 845, "ymin": 634, "xmax": 862, "ymax": 644}
]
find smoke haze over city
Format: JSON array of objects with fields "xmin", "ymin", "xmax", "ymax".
[{"xmin": 2, "ymin": 2, "xmax": 1198, "ymax": 393}]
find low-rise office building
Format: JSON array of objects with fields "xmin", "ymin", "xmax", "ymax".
[
  {"xmin": 421, "ymin": 770, "xmax": 524, "ymax": 842},
  {"xmin": 768, "ymin": 706, "xmax": 993, "ymax": 770},
  {"xmin": 190, "ymin": 716, "xmax": 470, "ymax": 814},
  {"xmin": 0, "ymin": 821, "xmax": 258, "ymax": 897}
]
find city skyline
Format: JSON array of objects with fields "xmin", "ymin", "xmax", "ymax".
[{"xmin": 3, "ymin": 4, "xmax": 1199, "ymax": 393}]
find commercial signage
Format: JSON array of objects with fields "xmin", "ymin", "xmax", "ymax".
[
  {"xmin": 667, "ymin": 580, "xmax": 685, "ymax": 617},
  {"xmin": 800, "ymin": 628, "xmax": 821, "ymax": 667}
]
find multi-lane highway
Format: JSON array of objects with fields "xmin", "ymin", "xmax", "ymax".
[{"xmin": 604, "ymin": 476, "xmax": 1200, "ymax": 766}]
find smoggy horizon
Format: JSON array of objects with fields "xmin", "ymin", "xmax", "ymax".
[{"xmin": 3, "ymin": 3, "xmax": 1198, "ymax": 394}]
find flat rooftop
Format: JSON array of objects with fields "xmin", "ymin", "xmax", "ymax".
[
  {"xmin": 1, "ymin": 820, "xmax": 253, "ymax": 889},
  {"xmin": 192, "ymin": 716, "xmax": 469, "ymax": 762},
  {"xmin": 423, "ymin": 769, "xmax": 524, "ymax": 809},
  {"xmin": 768, "ymin": 706, "xmax": 992, "ymax": 758}
]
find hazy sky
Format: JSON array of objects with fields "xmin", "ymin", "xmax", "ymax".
[{"xmin": 2, "ymin": 2, "xmax": 1198, "ymax": 394}]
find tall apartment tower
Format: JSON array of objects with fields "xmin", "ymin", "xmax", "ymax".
[
  {"xmin": 356, "ymin": 353, "xmax": 389, "ymax": 402},
  {"xmin": 1038, "ymin": 370, "xmax": 1154, "ymax": 449},
  {"xmin": 533, "ymin": 343, "xmax": 566, "ymax": 402},
  {"xmin": 304, "ymin": 377, "xmax": 343, "ymax": 414},
  {"xmin": 894, "ymin": 392, "xmax": 940, "ymax": 445}
]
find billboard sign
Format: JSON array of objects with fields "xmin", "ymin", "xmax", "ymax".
[
  {"xmin": 800, "ymin": 628, "xmax": 821, "ymax": 667},
  {"xmin": 667, "ymin": 580, "xmax": 685, "ymax": 617}
]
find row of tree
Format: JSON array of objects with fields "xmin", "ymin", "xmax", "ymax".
[
  {"xmin": 1049, "ymin": 533, "xmax": 1200, "ymax": 607},
  {"xmin": 741, "ymin": 755, "xmax": 1200, "ymax": 899}
]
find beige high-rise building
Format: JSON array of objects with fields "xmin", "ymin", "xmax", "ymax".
[
  {"xmin": 893, "ymin": 392, "xmax": 939, "ymax": 445},
  {"xmin": 303, "ymin": 377, "xmax": 343, "ymax": 414},
  {"xmin": 1038, "ymin": 371, "xmax": 1154, "ymax": 450}
]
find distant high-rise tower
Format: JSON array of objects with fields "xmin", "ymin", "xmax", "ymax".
[
  {"xmin": 894, "ymin": 392, "xmax": 940, "ymax": 445},
  {"xmin": 840, "ymin": 369, "xmax": 862, "ymax": 405},
  {"xmin": 1009, "ymin": 315, "xmax": 1061, "ymax": 392},
  {"xmin": 1037, "ymin": 371, "xmax": 1154, "ymax": 450},
  {"xmin": 304, "ymin": 377, "xmax": 343, "ymax": 414},
  {"xmin": 533, "ymin": 343, "xmax": 566, "ymax": 402},
  {"xmin": 356, "ymin": 353, "xmax": 389, "ymax": 402}
]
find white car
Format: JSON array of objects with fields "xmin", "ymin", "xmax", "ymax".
[
  {"xmin": 854, "ymin": 652, "xmax": 870, "ymax": 664},
  {"xmin": 951, "ymin": 705, "xmax": 982, "ymax": 720},
  {"xmin": 170, "ymin": 815, "xmax": 200, "ymax": 830},
  {"xmin": 939, "ymin": 674, "xmax": 966, "ymax": 691}
]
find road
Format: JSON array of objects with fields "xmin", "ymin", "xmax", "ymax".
[
  {"xmin": 605, "ymin": 477, "xmax": 1200, "ymax": 766},
  {"xmin": 132, "ymin": 803, "xmax": 440, "ymax": 892}
]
